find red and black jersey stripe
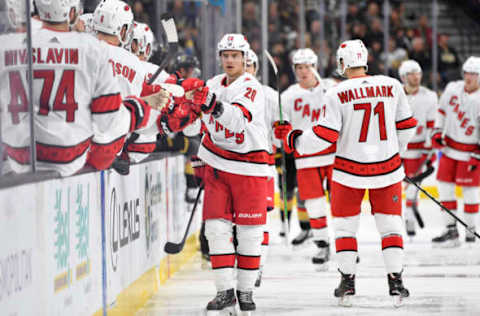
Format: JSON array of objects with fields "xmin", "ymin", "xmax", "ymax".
[
  {"xmin": 445, "ymin": 136, "xmax": 479, "ymax": 152},
  {"xmin": 91, "ymin": 93, "xmax": 122, "ymax": 114},
  {"xmin": 312, "ymin": 124, "xmax": 339, "ymax": 144},
  {"xmin": 396, "ymin": 116, "xmax": 417, "ymax": 130},
  {"xmin": 232, "ymin": 102, "xmax": 252, "ymax": 122},
  {"xmin": 334, "ymin": 153, "xmax": 402, "ymax": 177},
  {"xmin": 202, "ymin": 133, "xmax": 269, "ymax": 165}
]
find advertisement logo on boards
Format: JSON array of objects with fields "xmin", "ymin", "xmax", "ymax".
[
  {"xmin": 109, "ymin": 187, "xmax": 141, "ymax": 272},
  {"xmin": 0, "ymin": 249, "xmax": 32, "ymax": 302},
  {"xmin": 144, "ymin": 165, "xmax": 161, "ymax": 257}
]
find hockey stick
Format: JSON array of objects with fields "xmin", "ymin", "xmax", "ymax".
[
  {"xmin": 404, "ymin": 176, "xmax": 480, "ymax": 239},
  {"xmin": 164, "ymin": 185, "xmax": 204, "ymax": 254},
  {"xmin": 265, "ymin": 50, "xmax": 290, "ymax": 245},
  {"xmin": 147, "ymin": 15, "xmax": 178, "ymax": 85}
]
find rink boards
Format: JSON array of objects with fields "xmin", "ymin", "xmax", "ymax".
[{"xmin": 0, "ymin": 155, "xmax": 201, "ymax": 316}]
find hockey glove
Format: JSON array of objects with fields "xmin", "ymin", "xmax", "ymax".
[
  {"xmin": 157, "ymin": 101, "xmax": 198, "ymax": 134},
  {"xmin": 191, "ymin": 155, "xmax": 206, "ymax": 184},
  {"xmin": 421, "ymin": 152, "xmax": 437, "ymax": 167},
  {"xmin": 274, "ymin": 121, "xmax": 301, "ymax": 154},
  {"xmin": 141, "ymin": 86, "xmax": 173, "ymax": 111},
  {"xmin": 123, "ymin": 96, "xmax": 151, "ymax": 131},
  {"xmin": 467, "ymin": 154, "xmax": 480, "ymax": 172},
  {"xmin": 431, "ymin": 130, "xmax": 446, "ymax": 149}
]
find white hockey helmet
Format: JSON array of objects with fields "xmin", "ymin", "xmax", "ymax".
[
  {"xmin": 292, "ymin": 48, "xmax": 318, "ymax": 67},
  {"xmin": 35, "ymin": 0, "xmax": 71, "ymax": 23},
  {"xmin": 336, "ymin": 39, "xmax": 368, "ymax": 76},
  {"xmin": 144, "ymin": 25, "xmax": 155, "ymax": 61},
  {"xmin": 129, "ymin": 22, "xmax": 147, "ymax": 55},
  {"xmin": 245, "ymin": 49, "xmax": 258, "ymax": 67},
  {"xmin": 398, "ymin": 60, "xmax": 422, "ymax": 79},
  {"xmin": 93, "ymin": 0, "xmax": 134, "ymax": 46},
  {"xmin": 462, "ymin": 56, "xmax": 480, "ymax": 75},
  {"xmin": 6, "ymin": 0, "xmax": 33, "ymax": 28},
  {"xmin": 78, "ymin": 13, "xmax": 94, "ymax": 34},
  {"xmin": 217, "ymin": 33, "xmax": 250, "ymax": 56}
]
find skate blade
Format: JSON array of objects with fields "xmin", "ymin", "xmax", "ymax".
[
  {"xmin": 338, "ymin": 295, "xmax": 353, "ymax": 307},
  {"xmin": 314, "ymin": 262, "xmax": 329, "ymax": 272},
  {"xmin": 432, "ymin": 240, "xmax": 461, "ymax": 248},
  {"xmin": 392, "ymin": 295, "xmax": 404, "ymax": 308},
  {"xmin": 205, "ymin": 306, "xmax": 236, "ymax": 316}
]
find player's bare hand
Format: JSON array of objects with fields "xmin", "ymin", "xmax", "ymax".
[{"xmin": 142, "ymin": 88, "xmax": 172, "ymax": 111}]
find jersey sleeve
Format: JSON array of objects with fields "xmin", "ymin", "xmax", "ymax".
[
  {"xmin": 88, "ymin": 44, "xmax": 130, "ymax": 169},
  {"xmin": 435, "ymin": 82, "xmax": 453, "ymax": 131},
  {"xmin": 394, "ymin": 81, "xmax": 417, "ymax": 151},
  {"xmin": 295, "ymin": 92, "xmax": 341, "ymax": 155},
  {"xmin": 213, "ymin": 79, "xmax": 265, "ymax": 133},
  {"xmin": 424, "ymin": 91, "xmax": 438, "ymax": 148}
]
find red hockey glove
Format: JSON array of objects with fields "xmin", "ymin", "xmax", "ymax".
[
  {"xmin": 467, "ymin": 154, "xmax": 480, "ymax": 172},
  {"xmin": 273, "ymin": 121, "xmax": 293, "ymax": 140},
  {"xmin": 431, "ymin": 130, "xmax": 445, "ymax": 149},
  {"xmin": 157, "ymin": 101, "xmax": 199, "ymax": 134},
  {"xmin": 123, "ymin": 96, "xmax": 151, "ymax": 131},
  {"xmin": 421, "ymin": 152, "xmax": 437, "ymax": 167},
  {"xmin": 182, "ymin": 77, "xmax": 205, "ymax": 92},
  {"xmin": 193, "ymin": 86, "xmax": 218, "ymax": 115},
  {"xmin": 191, "ymin": 155, "xmax": 206, "ymax": 184}
]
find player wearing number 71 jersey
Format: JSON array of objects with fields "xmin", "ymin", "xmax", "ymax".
[{"xmin": 274, "ymin": 39, "xmax": 417, "ymax": 306}]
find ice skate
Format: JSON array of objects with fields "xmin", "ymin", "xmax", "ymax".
[
  {"xmin": 206, "ymin": 289, "xmax": 236, "ymax": 315},
  {"xmin": 291, "ymin": 229, "xmax": 313, "ymax": 245},
  {"xmin": 312, "ymin": 240, "xmax": 330, "ymax": 271},
  {"xmin": 254, "ymin": 268, "xmax": 263, "ymax": 287},
  {"xmin": 334, "ymin": 270, "xmax": 355, "ymax": 307},
  {"xmin": 236, "ymin": 290, "xmax": 255, "ymax": 315},
  {"xmin": 388, "ymin": 272, "xmax": 409, "ymax": 308},
  {"xmin": 465, "ymin": 227, "xmax": 476, "ymax": 243},
  {"xmin": 432, "ymin": 225, "xmax": 460, "ymax": 248},
  {"xmin": 405, "ymin": 219, "xmax": 416, "ymax": 237}
]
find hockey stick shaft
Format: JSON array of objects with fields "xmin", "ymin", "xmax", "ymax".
[
  {"xmin": 265, "ymin": 50, "xmax": 289, "ymax": 245},
  {"xmin": 148, "ymin": 17, "xmax": 179, "ymax": 85},
  {"xmin": 164, "ymin": 185, "xmax": 204, "ymax": 254},
  {"xmin": 404, "ymin": 176, "xmax": 480, "ymax": 239}
]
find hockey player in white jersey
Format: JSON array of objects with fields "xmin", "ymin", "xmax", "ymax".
[
  {"xmin": 0, "ymin": 0, "xmax": 162, "ymax": 176},
  {"xmin": 398, "ymin": 60, "xmax": 438, "ymax": 237},
  {"xmin": 278, "ymin": 48, "xmax": 334, "ymax": 269},
  {"xmin": 245, "ymin": 48, "xmax": 278, "ymax": 287},
  {"xmin": 274, "ymin": 39, "xmax": 417, "ymax": 306},
  {"xmin": 431, "ymin": 56, "xmax": 480, "ymax": 246},
  {"xmin": 179, "ymin": 34, "xmax": 269, "ymax": 314}
]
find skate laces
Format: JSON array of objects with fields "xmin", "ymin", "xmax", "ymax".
[{"xmin": 238, "ymin": 291, "xmax": 253, "ymax": 302}]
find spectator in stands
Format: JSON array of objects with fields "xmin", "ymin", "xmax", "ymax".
[
  {"xmin": 365, "ymin": 18, "xmax": 384, "ymax": 49},
  {"xmin": 368, "ymin": 40, "xmax": 385, "ymax": 74},
  {"xmin": 409, "ymin": 37, "xmax": 431, "ymax": 83},
  {"xmin": 438, "ymin": 32, "xmax": 462, "ymax": 87},
  {"xmin": 414, "ymin": 15, "xmax": 433, "ymax": 48},
  {"xmin": 365, "ymin": 1, "xmax": 381, "ymax": 25},
  {"xmin": 381, "ymin": 37, "xmax": 408, "ymax": 77},
  {"xmin": 132, "ymin": 1, "xmax": 150, "ymax": 24}
]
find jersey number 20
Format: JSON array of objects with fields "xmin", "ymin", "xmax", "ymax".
[{"xmin": 354, "ymin": 102, "xmax": 387, "ymax": 142}]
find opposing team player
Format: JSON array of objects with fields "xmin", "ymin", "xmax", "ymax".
[
  {"xmin": 278, "ymin": 48, "xmax": 334, "ymax": 269},
  {"xmin": 245, "ymin": 48, "xmax": 278, "ymax": 287},
  {"xmin": 431, "ymin": 56, "xmax": 480, "ymax": 246},
  {"xmin": 275, "ymin": 39, "xmax": 416, "ymax": 306},
  {"xmin": 180, "ymin": 34, "xmax": 269, "ymax": 314},
  {"xmin": 1, "ymin": 0, "xmax": 161, "ymax": 176},
  {"xmin": 398, "ymin": 60, "xmax": 438, "ymax": 237}
]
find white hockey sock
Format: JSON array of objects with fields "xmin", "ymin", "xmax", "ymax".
[
  {"xmin": 305, "ymin": 197, "xmax": 329, "ymax": 242},
  {"xmin": 205, "ymin": 219, "xmax": 235, "ymax": 291},
  {"xmin": 260, "ymin": 215, "xmax": 270, "ymax": 267},
  {"xmin": 333, "ymin": 215, "xmax": 360, "ymax": 274},
  {"xmin": 462, "ymin": 186, "xmax": 479, "ymax": 229},
  {"xmin": 236, "ymin": 225, "xmax": 263, "ymax": 292},
  {"xmin": 438, "ymin": 181, "xmax": 457, "ymax": 226},
  {"xmin": 375, "ymin": 214, "xmax": 404, "ymax": 273}
]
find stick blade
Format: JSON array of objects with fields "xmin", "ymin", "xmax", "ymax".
[
  {"xmin": 164, "ymin": 242, "xmax": 182, "ymax": 254},
  {"xmin": 264, "ymin": 50, "xmax": 278, "ymax": 75},
  {"xmin": 161, "ymin": 17, "xmax": 178, "ymax": 43}
]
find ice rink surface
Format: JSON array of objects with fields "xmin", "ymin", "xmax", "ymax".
[{"xmin": 137, "ymin": 198, "xmax": 480, "ymax": 316}]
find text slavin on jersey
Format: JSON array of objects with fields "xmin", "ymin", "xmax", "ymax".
[
  {"xmin": 337, "ymin": 85, "xmax": 394, "ymax": 104},
  {"xmin": 5, "ymin": 48, "xmax": 79, "ymax": 66}
]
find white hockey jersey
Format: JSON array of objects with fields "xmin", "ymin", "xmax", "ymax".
[
  {"xmin": 435, "ymin": 80, "xmax": 480, "ymax": 161},
  {"xmin": 142, "ymin": 60, "xmax": 170, "ymax": 84},
  {"xmin": 197, "ymin": 72, "xmax": 270, "ymax": 176},
  {"xmin": 281, "ymin": 83, "xmax": 335, "ymax": 169},
  {"xmin": 401, "ymin": 86, "xmax": 437, "ymax": 159},
  {"xmin": 295, "ymin": 75, "xmax": 416, "ymax": 189},
  {"xmin": 263, "ymin": 84, "xmax": 279, "ymax": 177},
  {"xmin": 104, "ymin": 45, "xmax": 159, "ymax": 163},
  {"xmin": 0, "ymin": 28, "xmax": 131, "ymax": 176}
]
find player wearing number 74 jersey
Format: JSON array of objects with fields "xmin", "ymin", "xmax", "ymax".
[{"xmin": 275, "ymin": 39, "xmax": 417, "ymax": 307}]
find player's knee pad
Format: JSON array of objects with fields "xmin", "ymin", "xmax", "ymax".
[
  {"xmin": 374, "ymin": 213, "xmax": 403, "ymax": 236},
  {"xmin": 205, "ymin": 219, "xmax": 233, "ymax": 241},
  {"xmin": 438, "ymin": 181, "xmax": 456, "ymax": 201},
  {"xmin": 404, "ymin": 183, "xmax": 418, "ymax": 200},
  {"xmin": 305, "ymin": 197, "xmax": 327, "ymax": 219},
  {"xmin": 236, "ymin": 225, "xmax": 264, "ymax": 255},
  {"xmin": 462, "ymin": 186, "xmax": 480, "ymax": 205},
  {"xmin": 332, "ymin": 215, "xmax": 360, "ymax": 238}
]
